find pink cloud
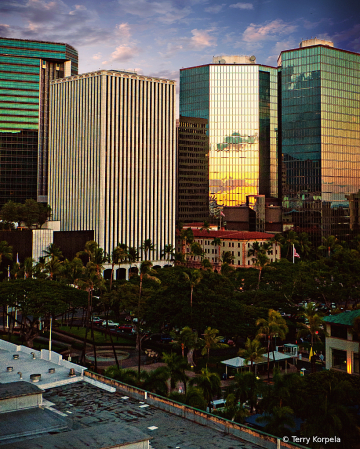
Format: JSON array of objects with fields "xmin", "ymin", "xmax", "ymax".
[
  {"xmin": 190, "ymin": 28, "xmax": 217, "ymax": 49},
  {"xmin": 229, "ymin": 2, "xmax": 253, "ymax": 10},
  {"xmin": 243, "ymin": 19, "xmax": 297, "ymax": 42}
]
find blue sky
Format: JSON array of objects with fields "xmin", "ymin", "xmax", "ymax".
[{"xmin": 1, "ymin": 0, "xmax": 360, "ymax": 107}]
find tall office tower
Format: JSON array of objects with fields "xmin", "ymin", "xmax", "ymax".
[
  {"xmin": 0, "ymin": 37, "xmax": 78, "ymax": 206},
  {"xmin": 279, "ymin": 39, "xmax": 360, "ymax": 241},
  {"xmin": 177, "ymin": 116, "xmax": 209, "ymax": 223},
  {"xmin": 49, "ymin": 70, "xmax": 176, "ymax": 259},
  {"xmin": 180, "ymin": 55, "xmax": 278, "ymax": 210}
]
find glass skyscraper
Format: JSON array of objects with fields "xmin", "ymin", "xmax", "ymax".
[
  {"xmin": 180, "ymin": 56, "xmax": 278, "ymax": 209},
  {"xmin": 0, "ymin": 37, "xmax": 78, "ymax": 206},
  {"xmin": 279, "ymin": 39, "xmax": 360, "ymax": 241}
]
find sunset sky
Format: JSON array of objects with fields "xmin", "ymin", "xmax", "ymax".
[{"xmin": 1, "ymin": 0, "xmax": 359, "ymax": 105}]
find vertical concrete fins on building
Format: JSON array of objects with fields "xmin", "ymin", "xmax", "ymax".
[{"xmin": 49, "ymin": 70, "xmax": 176, "ymax": 260}]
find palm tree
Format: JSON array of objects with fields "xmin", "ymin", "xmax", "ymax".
[
  {"xmin": 298, "ymin": 232, "xmax": 312, "ymax": 259},
  {"xmin": 24, "ymin": 257, "xmax": 35, "ymax": 279},
  {"xmin": 183, "ymin": 269, "xmax": 202, "ymax": 316},
  {"xmin": 171, "ymin": 326, "xmax": 196, "ymax": 358},
  {"xmin": 139, "ymin": 367, "xmax": 169, "ymax": 396},
  {"xmin": 189, "ymin": 367, "xmax": 221, "ymax": 409},
  {"xmin": 141, "ymin": 238, "xmax": 155, "ymax": 261},
  {"xmin": 211, "ymin": 237, "xmax": 222, "ymax": 266},
  {"xmin": 297, "ymin": 303, "xmax": 327, "ymax": 350},
  {"xmin": 104, "ymin": 366, "xmax": 138, "ymax": 386},
  {"xmin": 232, "ymin": 371, "xmax": 263, "ymax": 413},
  {"xmin": 109, "ymin": 244, "xmax": 128, "ymax": 290},
  {"xmin": 180, "ymin": 228, "xmax": 194, "ymax": 261},
  {"xmin": 201, "ymin": 258, "xmax": 213, "ymax": 270},
  {"xmin": 77, "ymin": 240, "xmax": 98, "ymax": 263},
  {"xmin": 127, "ymin": 246, "xmax": 139, "ymax": 276},
  {"xmin": 221, "ymin": 250, "xmax": 233, "ymax": 265},
  {"xmin": 60, "ymin": 257, "xmax": 84, "ymax": 287},
  {"xmin": 0, "ymin": 240, "xmax": 12, "ymax": 265},
  {"xmin": 137, "ymin": 261, "xmax": 160, "ymax": 374},
  {"xmin": 161, "ymin": 244, "xmax": 175, "ymax": 263},
  {"xmin": 201, "ymin": 326, "xmax": 227, "ymax": 360},
  {"xmin": 238, "ymin": 337, "xmax": 266, "ymax": 372},
  {"xmin": 256, "ymin": 309, "xmax": 288, "ymax": 380},
  {"xmin": 162, "ymin": 352, "xmax": 189, "ymax": 391},
  {"xmin": 43, "ymin": 243, "xmax": 63, "ymax": 261},
  {"xmin": 256, "ymin": 406, "xmax": 295, "ymax": 437},
  {"xmin": 318, "ymin": 235, "xmax": 342, "ymax": 258},
  {"xmin": 190, "ymin": 241, "xmax": 203, "ymax": 262},
  {"xmin": 282, "ymin": 230, "xmax": 299, "ymax": 260}
]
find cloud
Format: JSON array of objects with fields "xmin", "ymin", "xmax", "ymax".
[
  {"xmin": 118, "ymin": 0, "xmax": 192, "ymax": 24},
  {"xmin": 189, "ymin": 28, "xmax": 217, "ymax": 49},
  {"xmin": 205, "ymin": 4, "xmax": 225, "ymax": 13},
  {"xmin": 0, "ymin": 23, "xmax": 11, "ymax": 35},
  {"xmin": 158, "ymin": 27, "xmax": 216, "ymax": 57},
  {"xmin": 116, "ymin": 22, "xmax": 132, "ymax": 40},
  {"xmin": 92, "ymin": 53, "xmax": 102, "ymax": 60},
  {"xmin": 229, "ymin": 2, "xmax": 253, "ymax": 9},
  {"xmin": 243, "ymin": 19, "xmax": 297, "ymax": 42},
  {"xmin": 332, "ymin": 23, "xmax": 360, "ymax": 52},
  {"xmin": 103, "ymin": 45, "xmax": 141, "ymax": 64}
]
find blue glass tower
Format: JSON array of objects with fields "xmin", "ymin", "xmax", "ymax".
[
  {"xmin": 0, "ymin": 37, "xmax": 78, "ymax": 205},
  {"xmin": 279, "ymin": 39, "xmax": 360, "ymax": 240}
]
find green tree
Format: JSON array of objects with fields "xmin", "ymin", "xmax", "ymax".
[
  {"xmin": 318, "ymin": 235, "xmax": 343, "ymax": 258},
  {"xmin": 189, "ymin": 367, "xmax": 221, "ymax": 408},
  {"xmin": 211, "ymin": 237, "xmax": 222, "ymax": 266},
  {"xmin": 141, "ymin": 238, "xmax": 156, "ymax": 261},
  {"xmin": 238, "ymin": 337, "xmax": 266, "ymax": 372},
  {"xmin": 180, "ymin": 228, "xmax": 194, "ymax": 261},
  {"xmin": 256, "ymin": 406, "xmax": 295, "ymax": 437},
  {"xmin": 162, "ymin": 352, "xmax": 189, "ymax": 391},
  {"xmin": 297, "ymin": 303, "xmax": 327, "ymax": 349},
  {"xmin": 201, "ymin": 326, "xmax": 227, "ymax": 360},
  {"xmin": 183, "ymin": 269, "xmax": 202, "ymax": 316},
  {"xmin": 0, "ymin": 240, "xmax": 12, "ymax": 265},
  {"xmin": 109, "ymin": 244, "xmax": 128, "ymax": 290},
  {"xmin": 256, "ymin": 309, "xmax": 288, "ymax": 380},
  {"xmin": 161, "ymin": 244, "xmax": 175, "ymax": 263},
  {"xmin": 139, "ymin": 366, "xmax": 169, "ymax": 396}
]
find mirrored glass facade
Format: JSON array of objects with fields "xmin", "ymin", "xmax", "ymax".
[
  {"xmin": 279, "ymin": 45, "xmax": 360, "ymax": 241},
  {"xmin": 180, "ymin": 64, "xmax": 277, "ymax": 209},
  {"xmin": 0, "ymin": 37, "xmax": 78, "ymax": 206}
]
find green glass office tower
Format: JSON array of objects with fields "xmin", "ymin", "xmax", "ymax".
[
  {"xmin": 180, "ymin": 57, "xmax": 278, "ymax": 209},
  {"xmin": 279, "ymin": 39, "xmax": 360, "ymax": 241},
  {"xmin": 0, "ymin": 37, "xmax": 78, "ymax": 206}
]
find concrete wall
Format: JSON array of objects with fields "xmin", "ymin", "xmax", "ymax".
[
  {"xmin": 84, "ymin": 371, "xmax": 307, "ymax": 449},
  {"xmin": 0, "ymin": 393, "xmax": 42, "ymax": 413},
  {"xmin": 325, "ymin": 324, "xmax": 359, "ymax": 374}
]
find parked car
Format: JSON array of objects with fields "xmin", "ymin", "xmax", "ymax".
[
  {"xmin": 117, "ymin": 324, "xmax": 133, "ymax": 333},
  {"xmin": 91, "ymin": 316, "xmax": 102, "ymax": 325},
  {"xmin": 102, "ymin": 320, "xmax": 119, "ymax": 328}
]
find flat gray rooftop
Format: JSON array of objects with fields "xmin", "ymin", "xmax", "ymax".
[
  {"xmin": 40, "ymin": 382, "xmax": 261, "ymax": 449},
  {"xmin": 0, "ymin": 342, "xmax": 84, "ymax": 389},
  {"xmin": 0, "ymin": 422, "xmax": 150, "ymax": 449},
  {"xmin": 0, "ymin": 407, "xmax": 69, "ymax": 444}
]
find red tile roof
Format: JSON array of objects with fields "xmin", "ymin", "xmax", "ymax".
[{"xmin": 176, "ymin": 230, "xmax": 275, "ymax": 240}]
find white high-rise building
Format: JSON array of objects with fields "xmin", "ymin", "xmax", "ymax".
[{"xmin": 49, "ymin": 70, "xmax": 176, "ymax": 260}]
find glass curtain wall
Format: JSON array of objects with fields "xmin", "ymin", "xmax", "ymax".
[
  {"xmin": 180, "ymin": 64, "xmax": 277, "ymax": 210},
  {"xmin": 0, "ymin": 38, "xmax": 78, "ymax": 206},
  {"xmin": 280, "ymin": 45, "xmax": 360, "ymax": 241}
]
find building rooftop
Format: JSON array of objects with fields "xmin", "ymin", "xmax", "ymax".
[
  {"xmin": 1, "ymin": 422, "xmax": 151, "ymax": 449},
  {"xmin": 0, "ymin": 382, "xmax": 42, "ymax": 400},
  {"xmin": 322, "ymin": 310, "xmax": 360, "ymax": 326},
  {"xmin": 0, "ymin": 340, "xmax": 85, "ymax": 389},
  {"xmin": 177, "ymin": 229, "xmax": 275, "ymax": 240},
  {"xmin": 38, "ymin": 382, "xmax": 262, "ymax": 449}
]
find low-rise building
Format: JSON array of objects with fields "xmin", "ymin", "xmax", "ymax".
[
  {"xmin": 323, "ymin": 310, "xmax": 360, "ymax": 375},
  {"xmin": 176, "ymin": 228, "xmax": 280, "ymax": 269}
]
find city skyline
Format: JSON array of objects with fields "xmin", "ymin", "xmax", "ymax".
[{"xmin": 1, "ymin": 0, "xmax": 359, "ymax": 110}]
